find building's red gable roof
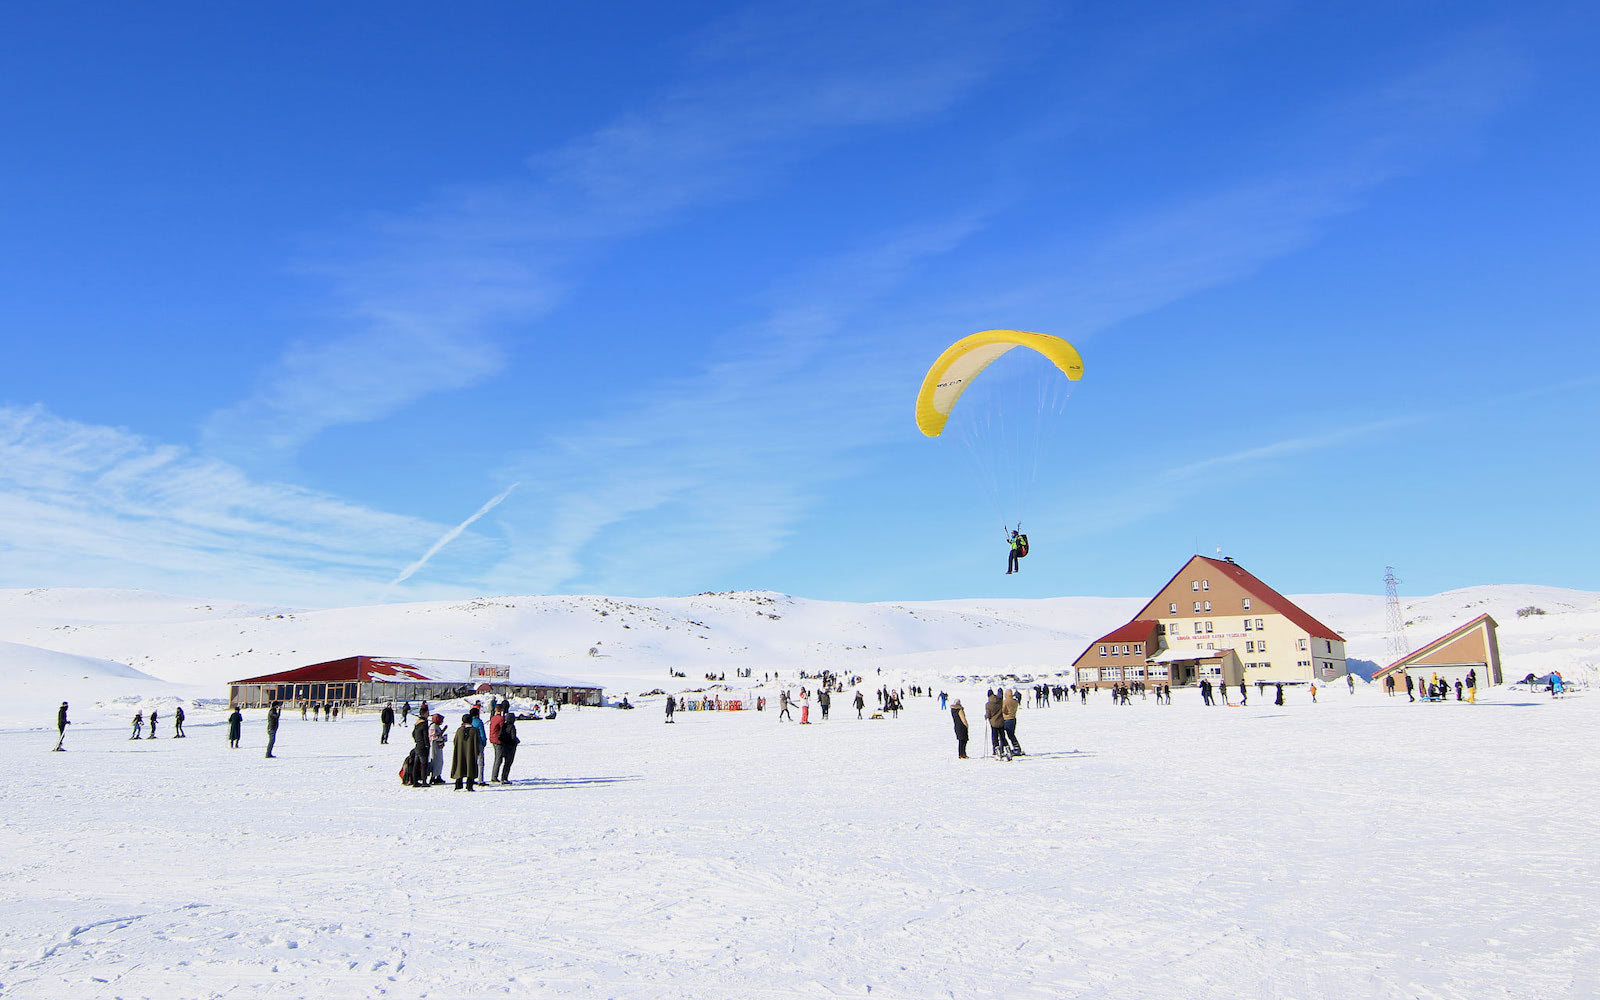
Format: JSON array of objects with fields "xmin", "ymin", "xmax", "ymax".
[
  {"xmin": 1136, "ymin": 555, "xmax": 1343, "ymax": 643},
  {"xmin": 1092, "ymin": 620, "xmax": 1160, "ymax": 646},
  {"xmin": 1376, "ymin": 613, "xmax": 1498, "ymax": 675},
  {"xmin": 232, "ymin": 656, "xmax": 363, "ymax": 685}
]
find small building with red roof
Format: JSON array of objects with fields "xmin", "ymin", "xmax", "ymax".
[
  {"xmin": 228, "ymin": 655, "xmax": 602, "ymax": 709},
  {"xmin": 1072, "ymin": 620, "xmax": 1160, "ymax": 688}
]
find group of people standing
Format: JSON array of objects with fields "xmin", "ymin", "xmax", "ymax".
[
  {"xmin": 945, "ymin": 688, "xmax": 1025, "ymax": 759},
  {"xmin": 1386, "ymin": 669, "xmax": 1478, "ymax": 703},
  {"xmin": 407, "ymin": 701, "xmax": 520, "ymax": 790}
]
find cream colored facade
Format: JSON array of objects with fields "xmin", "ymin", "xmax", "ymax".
[{"xmin": 1132, "ymin": 556, "xmax": 1347, "ymax": 684}]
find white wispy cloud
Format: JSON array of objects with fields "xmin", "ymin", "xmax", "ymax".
[
  {"xmin": 201, "ymin": 0, "xmax": 1040, "ymax": 465},
  {"xmin": 0, "ymin": 405, "xmax": 495, "ymax": 607}
]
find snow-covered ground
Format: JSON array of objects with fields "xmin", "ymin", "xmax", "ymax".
[
  {"xmin": 1, "ymin": 582, "xmax": 1597, "ymax": 997},
  {"xmin": 4, "ymin": 684, "xmax": 1597, "ymax": 999}
]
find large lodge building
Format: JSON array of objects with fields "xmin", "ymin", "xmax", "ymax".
[{"xmin": 1074, "ymin": 555, "xmax": 1347, "ymax": 688}]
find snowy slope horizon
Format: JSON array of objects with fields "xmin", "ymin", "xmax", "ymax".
[{"xmin": 1, "ymin": 581, "xmax": 1594, "ymax": 714}]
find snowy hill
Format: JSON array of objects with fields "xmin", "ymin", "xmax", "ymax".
[{"xmin": 0, "ymin": 583, "xmax": 1594, "ymax": 723}]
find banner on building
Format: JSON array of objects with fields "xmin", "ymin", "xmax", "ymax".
[{"xmin": 469, "ymin": 662, "xmax": 512, "ymax": 682}]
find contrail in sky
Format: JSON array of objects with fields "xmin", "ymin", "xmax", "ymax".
[{"xmin": 388, "ymin": 483, "xmax": 519, "ymax": 588}]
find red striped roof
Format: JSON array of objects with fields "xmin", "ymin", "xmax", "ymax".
[{"xmin": 1090, "ymin": 620, "xmax": 1161, "ymax": 645}]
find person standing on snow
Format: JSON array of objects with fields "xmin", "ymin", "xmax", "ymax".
[
  {"xmin": 265, "ymin": 701, "xmax": 281, "ymax": 758},
  {"xmin": 1347, "ymin": 673, "xmax": 1355, "ymax": 695},
  {"xmin": 854, "ymin": 690, "xmax": 865, "ymax": 719},
  {"xmin": 487, "ymin": 705, "xmax": 506, "ymax": 781},
  {"xmin": 380, "ymin": 702, "xmax": 395, "ymax": 745},
  {"xmin": 131, "ymin": 710, "xmax": 144, "ymax": 740},
  {"xmin": 227, "ymin": 706, "xmax": 243, "ymax": 748},
  {"xmin": 410, "ymin": 714, "xmax": 430, "ymax": 786},
  {"xmin": 428, "ymin": 714, "xmax": 448, "ymax": 784},
  {"xmin": 665, "ymin": 694, "xmax": 677, "ymax": 723},
  {"xmin": 469, "ymin": 706, "xmax": 488, "ymax": 777},
  {"xmin": 1274, "ymin": 683, "xmax": 1285, "ymax": 707},
  {"xmin": 494, "ymin": 712, "xmax": 519, "ymax": 783},
  {"xmin": 401, "ymin": 701, "xmax": 411, "ymax": 725},
  {"xmin": 174, "ymin": 705, "xmax": 186, "ymax": 738},
  {"xmin": 984, "ymin": 690, "xmax": 1004, "ymax": 755},
  {"xmin": 777, "ymin": 691, "xmax": 792, "ymax": 721},
  {"xmin": 1001, "ymin": 688, "xmax": 1024, "ymax": 755},
  {"xmin": 55, "ymin": 701, "xmax": 69, "ymax": 751},
  {"xmin": 950, "ymin": 699, "xmax": 970, "ymax": 759},
  {"xmin": 799, "ymin": 692, "xmax": 811, "ymax": 725},
  {"xmin": 452, "ymin": 712, "xmax": 482, "ymax": 791},
  {"xmin": 818, "ymin": 688, "xmax": 830, "ymax": 720},
  {"xmin": 1405, "ymin": 674, "xmax": 1415, "ymax": 702},
  {"xmin": 148, "ymin": 708, "xmax": 159, "ymax": 739}
]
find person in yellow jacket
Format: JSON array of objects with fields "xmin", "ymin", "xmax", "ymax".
[
  {"xmin": 1000, "ymin": 688, "xmax": 1024, "ymax": 755},
  {"xmin": 950, "ymin": 699, "xmax": 970, "ymax": 758}
]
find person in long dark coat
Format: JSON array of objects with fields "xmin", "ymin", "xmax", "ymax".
[
  {"xmin": 148, "ymin": 708, "xmax": 159, "ymax": 739},
  {"xmin": 451, "ymin": 712, "xmax": 483, "ymax": 790},
  {"xmin": 227, "ymin": 707, "xmax": 243, "ymax": 748},
  {"xmin": 55, "ymin": 702, "xmax": 69, "ymax": 751},
  {"xmin": 1274, "ymin": 683, "xmax": 1285, "ymax": 706},
  {"xmin": 380, "ymin": 702, "xmax": 395, "ymax": 744},
  {"xmin": 174, "ymin": 706, "xmax": 186, "ymax": 738},
  {"xmin": 950, "ymin": 699, "xmax": 970, "ymax": 759},
  {"xmin": 265, "ymin": 701, "xmax": 281, "ymax": 758}
]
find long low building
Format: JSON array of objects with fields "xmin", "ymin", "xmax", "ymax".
[{"xmin": 229, "ymin": 655, "xmax": 603, "ymax": 709}]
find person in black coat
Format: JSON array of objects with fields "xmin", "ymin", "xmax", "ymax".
[
  {"xmin": 174, "ymin": 706, "xmax": 186, "ymax": 738},
  {"xmin": 1274, "ymin": 683, "xmax": 1285, "ymax": 706},
  {"xmin": 265, "ymin": 702, "xmax": 281, "ymax": 758},
  {"xmin": 55, "ymin": 701, "xmax": 69, "ymax": 751},
  {"xmin": 227, "ymin": 707, "xmax": 243, "ymax": 748},
  {"xmin": 950, "ymin": 699, "xmax": 970, "ymax": 759},
  {"xmin": 380, "ymin": 702, "xmax": 395, "ymax": 744},
  {"xmin": 148, "ymin": 708, "xmax": 159, "ymax": 738}
]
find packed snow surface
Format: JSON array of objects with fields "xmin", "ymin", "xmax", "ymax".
[{"xmin": 1, "ymin": 583, "xmax": 1597, "ymax": 997}]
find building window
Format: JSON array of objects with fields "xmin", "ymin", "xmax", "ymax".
[
  {"xmin": 1192, "ymin": 580, "xmax": 1200, "ymax": 591},
  {"xmin": 1246, "ymin": 641, "xmax": 1255, "ymax": 653},
  {"xmin": 1258, "ymin": 641, "xmax": 1267, "ymax": 652},
  {"xmin": 1298, "ymin": 638, "xmax": 1308, "ymax": 651},
  {"xmin": 1169, "ymin": 602, "xmax": 1178, "ymax": 615},
  {"xmin": 1193, "ymin": 601, "xmax": 1202, "ymax": 613},
  {"xmin": 1134, "ymin": 643, "xmax": 1143, "ymax": 654},
  {"xmin": 1325, "ymin": 640, "xmax": 1333, "ymax": 653},
  {"xmin": 1203, "ymin": 600, "xmax": 1212, "ymax": 612},
  {"xmin": 1099, "ymin": 645, "xmax": 1107, "ymax": 656},
  {"xmin": 1244, "ymin": 619, "xmax": 1253, "ymax": 631},
  {"xmin": 1205, "ymin": 621, "xmax": 1214, "ymax": 633},
  {"xmin": 1243, "ymin": 598, "xmax": 1252, "ymax": 610},
  {"xmin": 1121, "ymin": 644, "xmax": 1130, "ymax": 655},
  {"xmin": 1202, "ymin": 579, "xmax": 1210, "ymax": 591},
  {"xmin": 1255, "ymin": 619, "xmax": 1264, "ymax": 630}
]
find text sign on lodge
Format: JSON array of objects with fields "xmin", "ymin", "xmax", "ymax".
[{"xmin": 469, "ymin": 662, "xmax": 511, "ymax": 682}]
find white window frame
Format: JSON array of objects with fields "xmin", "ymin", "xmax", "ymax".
[{"xmin": 1243, "ymin": 598, "xmax": 1252, "ymax": 610}]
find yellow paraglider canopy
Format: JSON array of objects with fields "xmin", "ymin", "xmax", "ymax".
[{"xmin": 915, "ymin": 329, "xmax": 1083, "ymax": 437}]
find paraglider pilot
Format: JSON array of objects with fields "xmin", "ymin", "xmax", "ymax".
[{"xmin": 1006, "ymin": 529, "xmax": 1024, "ymax": 575}]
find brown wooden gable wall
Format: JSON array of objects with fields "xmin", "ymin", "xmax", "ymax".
[{"xmin": 1133, "ymin": 556, "xmax": 1274, "ymax": 624}]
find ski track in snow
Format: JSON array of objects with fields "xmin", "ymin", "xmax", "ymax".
[{"xmin": 2, "ymin": 688, "xmax": 1597, "ymax": 999}]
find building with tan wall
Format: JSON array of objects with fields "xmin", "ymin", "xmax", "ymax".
[
  {"xmin": 1372, "ymin": 614, "xmax": 1501, "ymax": 692},
  {"xmin": 1072, "ymin": 620, "xmax": 1160, "ymax": 688},
  {"xmin": 1073, "ymin": 555, "xmax": 1347, "ymax": 686}
]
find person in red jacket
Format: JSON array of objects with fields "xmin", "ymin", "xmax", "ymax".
[{"xmin": 487, "ymin": 705, "xmax": 507, "ymax": 783}]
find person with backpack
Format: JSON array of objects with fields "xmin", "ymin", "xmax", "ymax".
[
  {"xmin": 493, "ymin": 712, "xmax": 520, "ymax": 783},
  {"xmin": 1006, "ymin": 529, "xmax": 1026, "ymax": 574}
]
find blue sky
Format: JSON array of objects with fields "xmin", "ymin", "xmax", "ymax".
[{"xmin": 1, "ymin": 0, "xmax": 1596, "ymax": 607}]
